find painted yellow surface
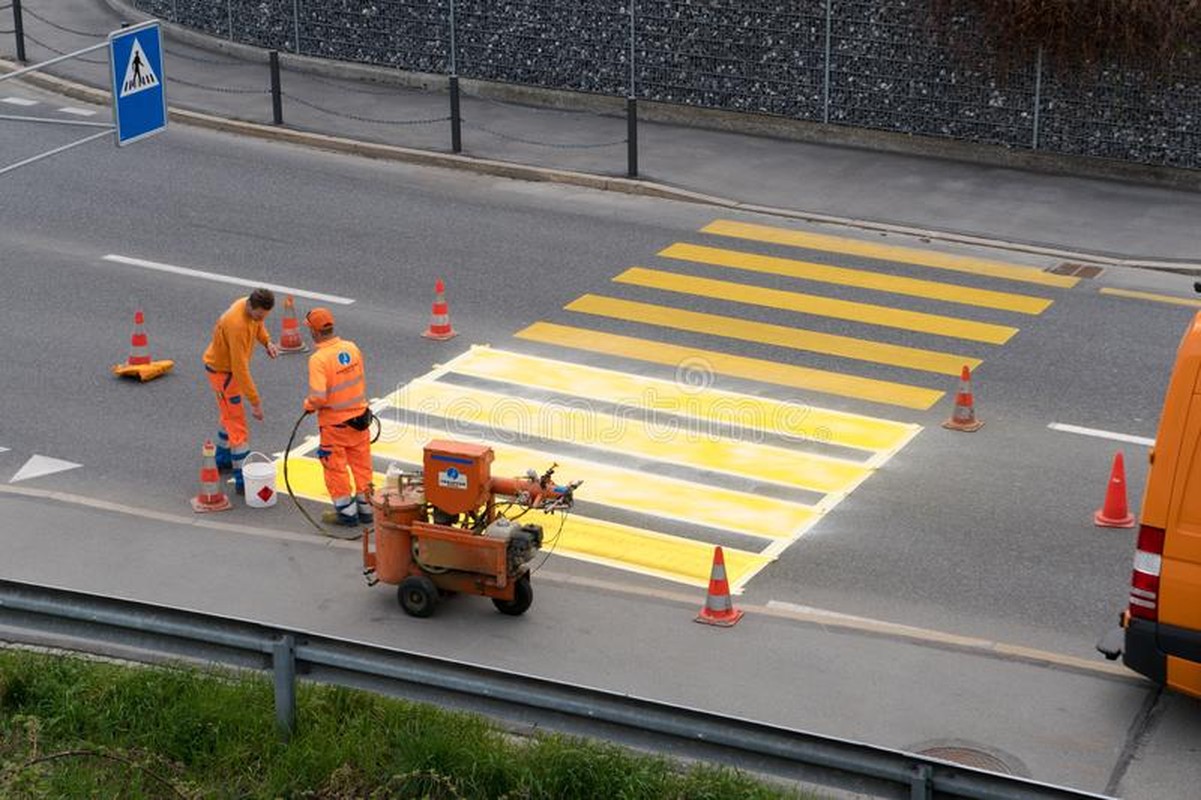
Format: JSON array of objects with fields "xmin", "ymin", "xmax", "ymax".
[
  {"xmin": 701, "ymin": 219, "xmax": 1079, "ymax": 288},
  {"xmin": 549, "ymin": 514, "xmax": 772, "ymax": 590},
  {"xmin": 275, "ymin": 455, "xmax": 382, "ymax": 503},
  {"xmin": 1100, "ymin": 287, "xmax": 1201, "ymax": 308},
  {"xmin": 278, "ymin": 451, "xmax": 770, "ymax": 589},
  {"xmin": 659, "ymin": 243, "xmax": 1053, "ymax": 314},
  {"xmin": 382, "ymin": 379, "xmax": 873, "ymax": 494},
  {"xmin": 445, "ymin": 346, "xmax": 919, "ymax": 454},
  {"xmin": 368, "ymin": 420, "xmax": 819, "ymax": 539},
  {"xmin": 615, "ymin": 267, "xmax": 1018, "ymax": 344},
  {"xmin": 566, "ymin": 294, "xmax": 981, "ymax": 375},
  {"xmin": 516, "ymin": 321, "xmax": 945, "ymax": 409}
]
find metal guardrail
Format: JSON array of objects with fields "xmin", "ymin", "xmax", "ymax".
[{"xmin": 0, "ymin": 578, "xmax": 1111, "ymax": 800}]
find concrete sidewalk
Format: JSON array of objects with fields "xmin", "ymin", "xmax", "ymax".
[{"xmin": 2, "ymin": 0, "xmax": 1199, "ymax": 265}]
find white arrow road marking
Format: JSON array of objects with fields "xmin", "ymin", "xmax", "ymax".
[
  {"xmin": 1, "ymin": 97, "xmax": 38, "ymax": 106},
  {"xmin": 1048, "ymin": 423, "xmax": 1154, "ymax": 447},
  {"xmin": 102, "ymin": 255, "xmax": 356, "ymax": 305},
  {"xmin": 9, "ymin": 455, "xmax": 83, "ymax": 483}
]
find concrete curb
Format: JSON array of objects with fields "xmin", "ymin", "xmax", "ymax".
[{"xmin": 3, "ymin": 48, "xmax": 1199, "ymax": 271}]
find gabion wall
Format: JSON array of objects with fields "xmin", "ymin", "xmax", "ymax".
[{"xmin": 134, "ymin": 0, "xmax": 1201, "ymax": 170}]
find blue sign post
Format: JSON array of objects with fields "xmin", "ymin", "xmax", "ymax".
[{"xmin": 108, "ymin": 21, "xmax": 167, "ymax": 146}]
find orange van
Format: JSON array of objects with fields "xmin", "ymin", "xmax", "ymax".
[{"xmin": 1099, "ymin": 311, "xmax": 1201, "ymax": 698}]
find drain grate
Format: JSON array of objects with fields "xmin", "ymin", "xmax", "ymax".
[
  {"xmin": 917, "ymin": 746, "xmax": 1014, "ymax": 774},
  {"xmin": 1048, "ymin": 262, "xmax": 1103, "ymax": 278}
]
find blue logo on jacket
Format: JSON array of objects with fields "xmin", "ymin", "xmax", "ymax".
[{"xmin": 338, "ymin": 351, "xmax": 351, "ymax": 366}]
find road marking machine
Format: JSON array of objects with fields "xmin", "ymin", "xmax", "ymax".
[{"xmin": 361, "ymin": 440, "xmax": 581, "ymax": 618}]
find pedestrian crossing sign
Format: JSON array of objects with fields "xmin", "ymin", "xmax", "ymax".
[{"xmin": 109, "ymin": 21, "xmax": 167, "ymax": 147}]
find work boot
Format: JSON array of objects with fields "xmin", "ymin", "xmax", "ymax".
[
  {"xmin": 355, "ymin": 493, "xmax": 373, "ymax": 525},
  {"xmin": 234, "ymin": 481, "xmax": 245, "ymax": 496},
  {"xmin": 322, "ymin": 509, "xmax": 359, "ymax": 527}
]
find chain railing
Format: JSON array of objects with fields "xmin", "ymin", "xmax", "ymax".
[{"xmin": 120, "ymin": 0, "xmax": 1198, "ymax": 171}]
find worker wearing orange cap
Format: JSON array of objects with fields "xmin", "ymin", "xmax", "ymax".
[
  {"xmin": 203, "ymin": 288, "xmax": 279, "ymax": 495},
  {"xmin": 304, "ymin": 307, "xmax": 373, "ymax": 527}
]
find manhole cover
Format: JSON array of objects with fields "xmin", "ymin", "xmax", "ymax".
[
  {"xmin": 1047, "ymin": 262, "xmax": 1103, "ymax": 278},
  {"xmin": 917, "ymin": 746, "xmax": 1014, "ymax": 774}
]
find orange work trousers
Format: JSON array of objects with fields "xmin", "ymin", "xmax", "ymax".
[
  {"xmin": 316, "ymin": 423, "xmax": 373, "ymax": 504},
  {"xmin": 206, "ymin": 369, "xmax": 248, "ymax": 448}
]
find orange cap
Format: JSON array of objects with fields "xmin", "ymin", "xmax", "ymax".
[{"xmin": 305, "ymin": 307, "xmax": 335, "ymax": 331}]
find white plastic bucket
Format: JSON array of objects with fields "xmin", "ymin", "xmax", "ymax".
[{"xmin": 242, "ymin": 452, "xmax": 278, "ymax": 508}]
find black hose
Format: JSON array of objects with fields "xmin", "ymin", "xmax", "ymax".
[{"xmin": 283, "ymin": 409, "xmax": 328, "ymax": 535}]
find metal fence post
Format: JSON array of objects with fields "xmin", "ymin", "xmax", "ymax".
[
  {"xmin": 293, "ymin": 0, "xmax": 301, "ymax": 54},
  {"xmin": 227, "ymin": 0, "xmax": 233, "ymax": 41},
  {"xmin": 12, "ymin": 0, "xmax": 27, "ymax": 63},
  {"xmin": 1032, "ymin": 46, "xmax": 1044, "ymax": 150},
  {"xmin": 449, "ymin": 0, "xmax": 461, "ymax": 152},
  {"xmin": 269, "ymin": 50, "xmax": 283, "ymax": 124},
  {"xmin": 823, "ymin": 0, "xmax": 832, "ymax": 124},
  {"xmin": 170, "ymin": 0, "xmax": 178, "ymax": 24},
  {"xmin": 627, "ymin": 0, "xmax": 637, "ymax": 177},
  {"xmin": 910, "ymin": 764, "xmax": 933, "ymax": 800},
  {"xmin": 450, "ymin": 76, "xmax": 462, "ymax": 152},
  {"xmin": 272, "ymin": 634, "xmax": 296, "ymax": 740}
]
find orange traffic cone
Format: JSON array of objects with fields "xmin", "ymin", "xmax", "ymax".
[
  {"xmin": 422, "ymin": 279, "xmax": 457, "ymax": 340},
  {"xmin": 695, "ymin": 546, "xmax": 743, "ymax": 627},
  {"xmin": 277, "ymin": 295, "xmax": 308, "ymax": 354},
  {"xmin": 942, "ymin": 364, "xmax": 983, "ymax": 432},
  {"xmin": 112, "ymin": 309, "xmax": 175, "ymax": 382},
  {"xmin": 191, "ymin": 439, "xmax": 233, "ymax": 513},
  {"xmin": 1095, "ymin": 451, "xmax": 1136, "ymax": 528}
]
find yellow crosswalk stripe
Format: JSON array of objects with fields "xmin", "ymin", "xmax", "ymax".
[
  {"xmin": 549, "ymin": 515, "xmax": 772, "ymax": 589},
  {"xmin": 615, "ymin": 267, "xmax": 1018, "ymax": 344},
  {"xmin": 383, "ymin": 379, "xmax": 874, "ymax": 494},
  {"xmin": 659, "ymin": 242, "xmax": 1053, "ymax": 314},
  {"xmin": 445, "ymin": 346, "xmax": 919, "ymax": 454},
  {"xmin": 515, "ymin": 321, "xmax": 945, "ymax": 410},
  {"xmin": 1099, "ymin": 287, "xmax": 1201, "ymax": 308},
  {"xmin": 702, "ymin": 219, "xmax": 1079, "ymax": 289},
  {"xmin": 566, "ymin": 294, "xmax": 980, "ymax": 376},
  {"xmin": 278, "ymin": 453, "xmax": 771, "ymax": 588},
  {"xmin": 369, "ymin": 420, "xmax": 819, "ymax": 539}
]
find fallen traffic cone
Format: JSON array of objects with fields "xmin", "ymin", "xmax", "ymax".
[
  {"xmin": 422, "ymin": 278, "xmax": 457, "ymax": 340},
  {"xmin": 942, "ymin": 364, "xmax": 983, "ymax": 432},
  {"xmin": 1095, "ymin": 451, "xmax": 1136, "ymax": 528},
  {"xmin": 695, "ymin": 546, "xmax": 743, "ymax": 627},
  {"xmin": 191, "ymin": 439, "xmax": 233, "ymax": 513},
  {"xmin": 277, "ymin": 294, "xmax": 308, "ymax": 354},
  {"xmin": 112, "ymin": 309, "xmax": 175, "ymax": 382}
]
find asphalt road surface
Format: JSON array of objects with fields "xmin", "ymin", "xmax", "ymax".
[{"xmin": 2, "ymin": 83, "xmax": 1200, "ymax": 797}]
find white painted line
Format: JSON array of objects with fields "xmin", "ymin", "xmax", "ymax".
[
  {"xmin": 59, "ymin": 106, "xmax": 97, "ymax": 117},
  {"xmin": 10, "ymin": 455, "xmax": 83, "ymax": 483},
  {"xmin": 102, "ymin": 254, "xmax": 356, "ymax": 305},
  {"xmin": 0, "ymin": 447, "xmax": 9, "ymax": 454},
  {"xmin": 1048, "ymin": 423, "xmax": 1154, "ymax": 447},
  {"xmin": 1, "ymin": 97, "xmax": 38, "ymax": 106}
]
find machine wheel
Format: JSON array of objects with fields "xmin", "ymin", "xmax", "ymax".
[
  {"xmin": 492, "ymin": 576, "xmax": 533, "ymax": 616},
  {"xmin": 398, "ymin": 575, "xmax": 439, "ymax": 618}
]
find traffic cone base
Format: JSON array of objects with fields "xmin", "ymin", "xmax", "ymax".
[
  {"xmin": 278, "ymin": 295, "xmax": 309, "ymax": 353},
  {"xmin": 113, "ymin": 359, "xmax": 175, "ymax": 382},
  {"xmin": 423, "ymin": 279, "xmax": 457, "ymax": 340},
  {"xmin": 695, "ymin": 546, "xmax": 743, "ymax": 627},
  {"xmin": 943, "ymin": 364, "xmax": 983, "ymax": 432},
  {"xmin": 1095, "ymin": 451, "xmax": 1136, "ymax": 528}
]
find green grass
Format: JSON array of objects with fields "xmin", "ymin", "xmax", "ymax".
[{"xmin": 0, "ymin": 648, "xmax": 817, "ymax": 799}]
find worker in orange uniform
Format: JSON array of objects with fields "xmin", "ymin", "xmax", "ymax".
[
  {"xmin": 303, "ymin": 307, "xmax": 374, "ymax": 527},
  {"xmin": 203, "ymin": 288, "xmax": 279, "ymax": 495}
]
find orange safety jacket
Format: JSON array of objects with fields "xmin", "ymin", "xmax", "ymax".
[
  {"xmin": 305, "ymin": 336, "xmax": 368, "ymax": 427},
  {"xmin": 202, "ymin": 297, "xmax": 272, "ymax": 407}
]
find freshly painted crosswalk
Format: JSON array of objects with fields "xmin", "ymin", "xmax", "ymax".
[{"xmin": 280, "ymin": 218, "xmax": 1074, "ymax": 592}]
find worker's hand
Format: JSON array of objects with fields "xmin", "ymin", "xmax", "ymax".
[
  {"xmin": 251, "ymin": 402, "xmax": 264, "ymax": 421},
  {"xmin": 303, "ymin": 400, "xmax": 315, "ymax": 414},
  {"xmin": 265, "ymin": 341, "xmax": 280, "ymax": 359}
]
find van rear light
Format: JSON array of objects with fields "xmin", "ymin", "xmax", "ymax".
[{"xmin": 1128, "ymin": 524, "xmax": 1166, "ymax": 622}]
